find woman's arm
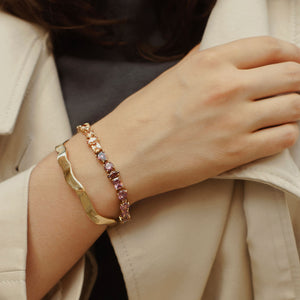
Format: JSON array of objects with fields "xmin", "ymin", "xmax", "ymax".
[{"xmin": 27, "ymin": 36, "xmax": 300, "ymax": 299}]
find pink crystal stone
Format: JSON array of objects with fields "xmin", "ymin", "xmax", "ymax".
[
  {"xmin": 104, "ymin": 162, "xmax": 114, "ymax": 172},
  {"xmin": 113, "ymin": 179, "xmax": 123, "ymax": 191},
  {"xmin": 91, "ymin": 143, "xmax": 101, "ymax": 153},
  {"xmin": 97, "ymin": 152, "xmax": 107, "ymax": 163},
  {"xmin": 118, "ymin": 189, "xmax": 128, "ymax": 201}
]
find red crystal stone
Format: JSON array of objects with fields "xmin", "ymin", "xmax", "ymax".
[
  {"xmin": 108, "ymin": 171, "xmax": 119, "ymax": 179},
  {"xmin": 118, "ymin": 189, "xmax": 128, "ymax": 201}
]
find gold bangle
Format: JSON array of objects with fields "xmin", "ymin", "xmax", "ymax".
[{"xmin": 55, "ymin": 143, "xmax": 117, "ymax": 226}]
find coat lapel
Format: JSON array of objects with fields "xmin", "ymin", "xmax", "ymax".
[
  {"xmin": 0, "ymin": 11, "xmax": 46, "ymax": 135},
  {"xmin": 200, "ymin": 2, "xmax": 300, "ymax": 298}
]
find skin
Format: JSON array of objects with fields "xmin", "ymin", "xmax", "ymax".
[{"xmin": 27, "ymin": 36, "xmax": 300, "ymax": 299}]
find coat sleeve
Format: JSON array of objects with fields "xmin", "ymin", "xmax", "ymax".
[
  {"xmin": 0, "ymin": 11, "xmax": 92, "ymax": 299},
  {"xmin": 0, "ymin": 166, "xmax": 86, "ymax": 300},
  {"xmin": 0, "ymin": 167, "xmax": 34, "ymax": 299}
]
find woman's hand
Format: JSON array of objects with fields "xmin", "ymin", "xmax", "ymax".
[{"xmin": 94, "ymin": 36, "xmax": 300, "ymax": 203}]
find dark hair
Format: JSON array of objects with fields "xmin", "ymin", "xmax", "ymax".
[{"xmin": 0, "ymin": 0, "xmax": 217, "ymax": 61}]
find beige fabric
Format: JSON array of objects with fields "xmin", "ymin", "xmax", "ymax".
[
  {"xmin": 0, "ymin": 0, "xmax": 300, "ymax": 299},
  {"xmin": 0, "ymin": 12, "xmax": 83, "ymax": 300},
  {"xmin": 109, "ymin": 1, "xmax": 300, "ymax": 299}
]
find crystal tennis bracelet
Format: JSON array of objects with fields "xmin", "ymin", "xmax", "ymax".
[{"xmin": 77, "ymin": 123, "xmax": 131, "ymax": 223}]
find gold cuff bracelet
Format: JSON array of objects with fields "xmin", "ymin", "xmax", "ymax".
[{"xmin": 55, "ymin": 143, "xmax": 117, "ymax": 226}]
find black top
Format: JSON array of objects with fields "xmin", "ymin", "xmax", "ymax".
[{"xmin": 55, "ymin": 1, "xmax": 178, "ymax": 298}]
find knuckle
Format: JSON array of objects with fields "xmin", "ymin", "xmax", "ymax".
[
  {"xmin": 205, "ymin": 83, "xmax": 232, "ymax": 105},
  {"xmin": 226, "ymin": 137, "xmax": 249, "ymax": 159},
  {"xmin": 282, "ymin": 124, "xmax": 299, "ymax": 148},
  {"xmin": 284, "ymin": 62, "xmax": 300, "ymax": 81},
  {"xmin": 205, "ymin": 75, "xmax": 245, "ymax": 105},
  {"xmin": 291, "ymin": 95, "xmax": 300, "ymax": 119},
  {"xmin": 222, "ymin": 76, "xmax": 246, "ymax": 97},
  {"xmin": 287, "ymin": 42, "xmax": 300, "ymax": 57},
  {"xmin": 266, "ymin": 37, "xmax": 284, "ymax": 59},
  {"xmin": 261, "ymin": 36, "xmax": 299, "ymax": 61},
  {"xmin": 196, "ymin": 50, "xmax": 221, "ymax": 68},
  {"xmin": 233, "ymin": 75, "xmax": 248, "ymax": 94}
]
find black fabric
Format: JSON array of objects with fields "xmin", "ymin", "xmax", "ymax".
[
  {"xmin": 56, "ymin": 51, "xmax": 175, "ymax": 135},
  {"xmin": 89, "ymin": 232, "xmax": 128, "ymax": 300},
  {"xmin": 55, "ymin": 0, "xmax": 176, "ymax": 135},
  {"xmin": 54, "ymin": 1, "xmax": 178, "ymax": 299}
]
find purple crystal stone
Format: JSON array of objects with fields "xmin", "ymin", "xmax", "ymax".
[
  {"xmin": 118, "ymin": 189, "xmax": 128, "ymax": 201},
  {"xmin": 113, "ymin": 180, "xmax": 123, "ymax": 191}
]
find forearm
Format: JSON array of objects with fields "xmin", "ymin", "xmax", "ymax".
[{"xmin": 26, "ymin": 126, "xmax": 124, "ymax": 300}]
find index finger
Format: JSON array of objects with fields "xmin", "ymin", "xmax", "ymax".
[{"xmin": 215, "ymin": 36, "xmax": 300, "ymax": 69}]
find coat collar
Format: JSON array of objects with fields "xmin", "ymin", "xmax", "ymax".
[
  {"xmin": 200, "ymin": 0, "xmax": 269, "ymax": 49},
  {"xmin": 0, "ymin": 11, "xmax": 47, "ymax": 135}
]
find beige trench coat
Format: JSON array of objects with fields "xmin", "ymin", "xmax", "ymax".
[{"xmin": 1, "ymin": 0, "xmax": 300, "ymax": 299}]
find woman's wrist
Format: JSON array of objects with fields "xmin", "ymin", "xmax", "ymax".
[{"xmin": 90, "ymin": 112, "xmax": 155, "ymax": 205}]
